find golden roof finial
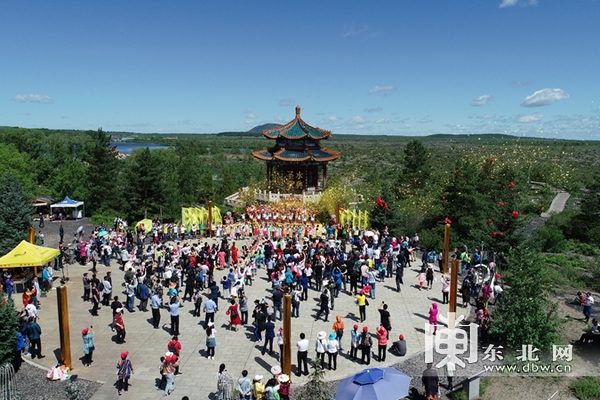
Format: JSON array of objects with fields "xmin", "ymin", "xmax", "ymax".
[{"xmin": 295, "ymin": 105, "xmax": 301, "ymax": 118}]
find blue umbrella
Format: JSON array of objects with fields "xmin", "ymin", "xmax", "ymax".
[{"xmin": 335, "ymin": 367, "xmax": 412, "ymax": 400}]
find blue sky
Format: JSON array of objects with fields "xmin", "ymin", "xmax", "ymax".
[{"xmin": 1, "ymin": 0, "xmax": 599, "ymax": 139}]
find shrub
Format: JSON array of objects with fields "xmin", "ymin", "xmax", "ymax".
[{"xmin": 572, "ymin": 376, "xmax": 600, "ymax": 400}]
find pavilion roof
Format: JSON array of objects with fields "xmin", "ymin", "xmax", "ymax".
[
  {"xmin": 263, "ymin": 106, "xmax": 331, "ymax": 140},
  {"xmin": 252, "ymin": 147, "xmax": 340, "ymax": 163}
]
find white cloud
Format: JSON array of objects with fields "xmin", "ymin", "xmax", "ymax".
[
  {"xmin": 521, "ymin": 88, "xmax": 570, "ymax": 107},
  {"xmin": 177, "ymin": 119, "xmax": 192, "ymax": 125},
  {"xmin": 278, "ymin": 99, "xmax": 295, "ymax": 107},
  {"xmin": 469, "ymin": 113, "xmax": 496, "ymax": 120},
  {"xmin": 348, "ymin": 116, "xmax": 366, "ymax": 125},
  {"xmin": 246, "ymin": 112, "xmax": 258, "ymax": 119},
  {"xmin": 342, "ymin": 23, "xmax": 369, "ymax": 38},
  {"xmin": 471, "ymin": 94, "xmax": 491, "ymax": 107},
  {"xmin": 511, "ymin": 80, "xmax": 530, "ymax": 87},
  {"xmin": 364, "ymin": 107, "xmax": 382, "ymax": 113},
  {"xmin": 325, "ymin": 116, "xmax": 341, "ymax": 122},
  {"xmin": 516, "ymin": 113, "xmax": 544, "ymax": 123},
  {"xmin": 375, "ymin": 118, "xmax": 390, "ymax": 124},
  {"xmin": 368, "ymin": 86, "xmax": 397, "ymax": 96},
  {"xmin": 499, "ymin": 0, "xmax": 538, "ymax": 8},
  {"xmin": 418, "ymin": 116, "xmax": 431, "ymax": 124},
  {"xmin": 12, "ymin": 94, "xmax": 53, "ymax": 104}
]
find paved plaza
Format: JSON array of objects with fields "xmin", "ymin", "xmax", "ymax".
[{"xmin": 23, "ymin": 221, "xmax": 466, "ymax": 399}]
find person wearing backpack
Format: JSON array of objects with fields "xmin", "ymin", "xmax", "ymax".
[
  {"xmin": 359, "ymin": 326, "xmax": 373, "ymax": 365},
  {"xmin": 226, "ymin": 299, "xmax": 241, "ymax": 331},
  {"xmin": 167, "ymin": 336, "xmax": 182, "ymax": 375}
]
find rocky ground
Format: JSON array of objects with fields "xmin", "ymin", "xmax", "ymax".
[{"xmin": 14, "ymin": 361, "xmax": 101, "ymax": 400}]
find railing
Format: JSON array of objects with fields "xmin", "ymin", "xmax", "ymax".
[{"xmin": 224, "ymin": 188, "xmax": 322, "ymax": 207}]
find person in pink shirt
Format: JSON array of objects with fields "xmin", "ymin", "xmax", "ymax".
[
  {"xmin": 428, "ymin": 303, "xmax": 439, "ymax": 335},
  {"xmin": 375, "ymin": 325, "xmax": 388, "ymax": 362}
]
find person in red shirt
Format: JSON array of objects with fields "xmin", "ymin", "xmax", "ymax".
[{"xmin": 167, "ymin": 336, "xmax": 182, "ymax": 375}]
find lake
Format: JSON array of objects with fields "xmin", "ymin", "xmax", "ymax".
[{"xmin": 112, "ymin": 142, "xmax": 170, "ymax": 154}]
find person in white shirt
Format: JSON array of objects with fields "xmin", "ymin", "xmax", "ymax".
[
  {"xmin": 326, "ymin": 332, "xmax": 340, "ymax": 370},
  {"xmin": 296, "ymin": 333, "xmax": 309, "ymax": 376}
]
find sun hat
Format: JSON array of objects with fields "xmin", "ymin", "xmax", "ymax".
[
  {"xmin": 166, "ymin": 351, "xmax": 174, "ymax": 357},
  {"xmin": 81, "ymin": 328, "xmax": 89, "ymax": 335},
  {"xmin": 317, "ymin": 331, "xmax": 327, "ymax": 340},
  {"xmin": 363, "ymin": 326, "xmax": 369, "ymax": 332},
  {"xmin": 329, "ymin": 332, "xmax": 337, "ymax": 340},
  {"xmin": 399, "ymin": 334, "xmax": 404, "ymax": 340},
  {"xmin": 120, "ymin": 351, "xmax": 129, "ymax": 359},
  {"xmin": 270, "ymin": 365, "xmax": 282, "ymax": 375},
  {"xmin": 116, "ymin": 308, "xmax": 123, "ymax": 313},
  {"xmin": 208, "ymin": 322, "xmax": 214, "ymax": 327},
  {"xmin": 254, "ymin": 374, "xmax": 263, "ymax": 381},
  {"xmin": 278, "ymin": 374, "xmax": 290, "ymax": 383}
]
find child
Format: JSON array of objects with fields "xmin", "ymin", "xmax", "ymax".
[{"xmin": 416, "ymin": 266, "xmax": 426, "ymax": 291}]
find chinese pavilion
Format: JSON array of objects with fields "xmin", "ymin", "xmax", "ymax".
[{"xmin": 252, "ymin": 106, "xmax": 340, "ymax": 193}]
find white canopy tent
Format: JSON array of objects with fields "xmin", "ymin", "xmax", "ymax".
[{"xmin": 50, "ymin": 196, "xmax": 85, "ymax": 219}]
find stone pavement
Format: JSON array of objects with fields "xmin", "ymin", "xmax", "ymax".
[{"xmin": 23, "ymin": 225, "xmax": 466, "ymax": 399}]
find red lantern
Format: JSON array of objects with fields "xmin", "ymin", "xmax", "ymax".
[
  {"xmin": 498, "ymin": 201, "xmax": 505, "ymax": 207},
  {"xmin": 444, "ymin": 217, "xmax": 452, "ymax": 224},
  {"xmin": 504, "ymin": 221, "xmax": 509, "ymax": 226},
  {"xmin": 499, "ymin": 232, "xmax": 504, "ymax": 237},
  {"xmin": 492, "ymin": 231, "xmax": 497, "ymax": 237},
  {"xmin": 509, "ymin": 182, "xmax": 515, "ymax": 189},
  {"xmin": 384, "ymin": 203, "xmax": 389, "ymax": 209},
  {"xmin": 486, "ymin": 218, "xmax": 492, "ymax": 224},
  {"xmin": 441, "ymin": 196, "xmax": 446, "ymax": 201},
  {"xmin": 512, "ymin": 211, "xmax": 519, "ymax": 218},
  {"xmin": 491, "ymin": 158, "xmax": 495, "ymax": 164}
]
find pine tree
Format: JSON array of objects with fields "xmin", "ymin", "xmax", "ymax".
[
  {"xmin": 0, "ymin": 299, "xmax": 19, "ymax": 366},
  {"xmin": 296, "ymin": 360, "xmax": 333, "ymax": 400},
  {"xmin": 84, "ymin": 128, "xmax": 118, "ymax": 215},
  {"xmin": 0, "ymin": 173, "xmax": 33, "ymax": 255}
]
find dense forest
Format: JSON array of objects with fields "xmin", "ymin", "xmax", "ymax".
[{"xmin": 1, "ymin": 125, "xmax": 599, "ymax": 255}]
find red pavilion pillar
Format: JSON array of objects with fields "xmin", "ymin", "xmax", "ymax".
[{"xmin": 323, "ymin": 164, "xmax": 327, "ymax": 188}]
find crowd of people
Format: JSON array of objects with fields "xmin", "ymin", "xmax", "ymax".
[{"xmin": 1, "ymin": 216, "xmax": 507, "ymax": 399}]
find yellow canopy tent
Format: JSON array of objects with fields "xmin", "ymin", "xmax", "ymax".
[
  {"xmin": 0, "ymin": 240, "xmax": 60, "ymax": 268},
  {"xmin": 135, "ymin": 218, "xmax": 153, "ymax": 234}
]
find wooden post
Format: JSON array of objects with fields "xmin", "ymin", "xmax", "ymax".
[
  {"xmin": 28, "ymin": 227, "xmax": 38, "ymax": 277},
  {"xmin": 443, "ymin": 223, "xmax": 450, "ymax": 274},
  {"xmin": 207, "ymin": 199, "xmax": 213, "ymax": 238},
  {"xmin": 282, "ymin": 294, "xmax": 292, "ymax": 378},
  {"xmin": 57, "ymin": 285, "xmax": 72, "ymax": 369},
  {"xmin": 449, "ymin": 259, "xmax": 459, "ymax": 314}
]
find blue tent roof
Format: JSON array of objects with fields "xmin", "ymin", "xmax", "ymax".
[{"xmin": 51, "ymin": 196, "xmax": 84, "ymax": 208}]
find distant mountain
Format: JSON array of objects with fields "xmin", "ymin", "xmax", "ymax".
[{"xmin": 248, "ymin": 123, "xmax": 281, "ymax": 134}]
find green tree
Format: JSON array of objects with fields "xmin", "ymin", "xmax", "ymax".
[
  {"xmin": 218, "ymin": 166, "xmax": 235, "ymax": 204},
  {"xmin": 489, "ymin": 245, "xmax": 560, "ymax": 351},
  {"xmin": 83, "ymin": 129, "xmax": 118, "ymax": 215},
  {"xmin": 572, "ymin": 169, "xmax": 600, "ymax": 244},
  {"xmin": 397, "ymin": 139, "xmax": 430, "ymax": 197},
  {"xmin": 125, "ymin": 147, "xmax": 165, "ymax": 219},
  {"xmin": 296, "ymin": 360, "xmax": 333, "ymax": 400},
  {"xmin": 0, "ymin": 299, "xmax": 19, "ymax": 366},
  {"xmin": 0, "ymin": 173, "xmax": 33, "ymax": 255}
]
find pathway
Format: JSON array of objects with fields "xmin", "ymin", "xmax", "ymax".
[{"xmin": 22, "ymin": 222, "xmax": 466, "ymax": 399}]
